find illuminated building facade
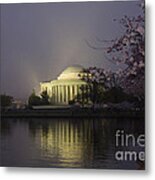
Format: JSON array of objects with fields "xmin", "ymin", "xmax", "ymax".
[{"xmin": 40, "ymin": 65, "xmax": 89, "ymax": 105}]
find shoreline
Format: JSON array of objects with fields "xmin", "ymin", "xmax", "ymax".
[{"xmin": 1, "ymin": 109, "xmax": 144, "ymax": 119}]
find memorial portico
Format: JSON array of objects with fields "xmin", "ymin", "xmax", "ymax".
[{"xmin": 40, "ymin": 65, "xmax": 88, "ymax": 105}]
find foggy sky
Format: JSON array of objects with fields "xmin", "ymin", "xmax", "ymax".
[{"xmin": 0, "ymin": 1, "xmax": 141, "ymax": 101}]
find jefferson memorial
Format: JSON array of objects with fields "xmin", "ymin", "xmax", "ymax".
[{"xmin": 40, "ymin": 65, "xmax": 89, "ymax": 105}]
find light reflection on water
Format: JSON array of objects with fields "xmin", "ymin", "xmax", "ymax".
[{"xmin": 0, "ymin": 118, "xmax": 144, "ymax": 169}]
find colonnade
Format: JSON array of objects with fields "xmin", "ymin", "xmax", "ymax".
[{"xmin": 51, "ymin": 84, "xmax": 83, "ymax": 104}]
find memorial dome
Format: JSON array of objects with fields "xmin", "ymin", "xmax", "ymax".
[{"xmin": 57, "ymin": 65, "xmax": 84, "ymax": 80}]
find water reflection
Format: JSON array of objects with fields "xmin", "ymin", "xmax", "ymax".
[
  {"xmin": 28, "ymin": 119, "xmax": 110, "ymax": 168},
  {"xmin": 1, "ymin": 118, "xmax": 144, "ymax": 169}
]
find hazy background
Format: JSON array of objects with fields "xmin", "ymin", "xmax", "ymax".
[{"xmin": 0, "ymin": 1, "xmax": 141, "ymax": 101}]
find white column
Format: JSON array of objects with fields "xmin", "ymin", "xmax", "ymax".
[
  {"xmin": 58, "ymin": 86, "xmax": 60, "ymax": 103},
  {"xmin": 56, "ymin": 86, "xmax": 58, "ymax": 103},
  {"xmin": 50, "ymin": 87, "xmax": 52, "ymax": 97},
  {"xmin": 64, "ymin": 86, "xmax": 66, "ymax": 103},
  {"xmin": 65, "ymin": 85, "xmax": 68, "ymax": 104},
  {"xmin": 60, "ymin": 86, "xmax": 62, "ymax": 103},
  {"xmin": 54, "ymin": 86, "xmax": 57, "ymax": 103},
  {"xmin": 74, "ymin": 85, "xmax": 78, "ymax": 97},
  {"xmin": 62, "ymin": 86, "xmax": 65, "ymax": 103},
  {"xmin": 70, "ymin": 85, "xmax": 73, "ymax": 100},
  {"xmin": 59, "ymin": 86, "xmax": 61, "ymax": 103},
  {"xmin": 54, "ymin": 86, "xmax": 56, "ymax": 103},
  {"xmin": 63, "ymin": 85, "xmax": 65, "ymax": 103}
]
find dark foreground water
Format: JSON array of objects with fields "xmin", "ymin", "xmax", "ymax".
[{"xmin": 0, "ymin": 118, "xmax": 145, "ymax": 169}]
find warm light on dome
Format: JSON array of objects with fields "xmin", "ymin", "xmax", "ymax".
[{"xmin": 58, "ymin": 65, "xmax": 84, "ymax": 80}]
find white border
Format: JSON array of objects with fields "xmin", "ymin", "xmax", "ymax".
[
  {"xmin": 0, "ymin": 0, "xmax": 145, "ymax": 3},
  {"xmin": 0, "ymin": 0, "xmax": 155, "ymax": 179}
]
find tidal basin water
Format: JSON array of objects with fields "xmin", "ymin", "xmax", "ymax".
[{"xmin": 0, "ymin": 118, "xmax": 145, "ymax": 169}]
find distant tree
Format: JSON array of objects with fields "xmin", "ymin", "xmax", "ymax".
[
  {"xmin": 0, "ymin": 94, "xmax": 13, "ymax": 109},
  {"xmin": 40, "ymin": 90, "xmax": 49, "ymax": 105},
  {"xmin": 102, "ymin": 87, "xmax": 131, "ymax": 103},
  {"xmin": 101, "ymin": 2, "xmax": 144, "ymax": 100},
  {"xmin": 28, "ymin": 89, "xmax": 41, "ymax": 106},
  {"xmin": 75, "ymin": 85, "xmax": 90, "ymax": 107},
  {"xmin": 79, "ymin": 67, "xmax": 122, "ymax": 107},
  {"xmin": 85, "ymin": 1, "xmax": 144, "ymax": 107}
]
